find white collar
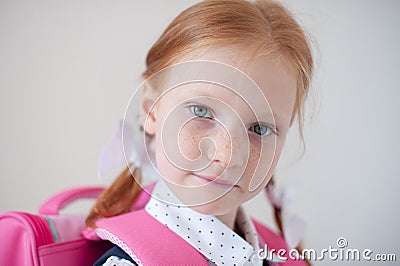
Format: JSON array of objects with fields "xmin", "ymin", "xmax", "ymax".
[{"xmin": 144, "ymin": 181, "xmax": 263, "ymax": 266}]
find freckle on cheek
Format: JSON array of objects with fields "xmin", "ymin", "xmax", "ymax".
[
  {"xmin": 250, "ymin": 147, "xmax": 260, "ymax": 161},
  {"xmin": 179, "ymin": 128, "xmax": 206, "ymax": 158}
]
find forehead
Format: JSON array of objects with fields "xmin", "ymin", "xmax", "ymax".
[{"xmin": 160, "ymin": 46, "xmax": 297, "ymax": 127}]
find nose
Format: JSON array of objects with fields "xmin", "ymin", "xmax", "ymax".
[{"xmin": 206, "ymin": 126, "xmax": 247, "ymax": 168}]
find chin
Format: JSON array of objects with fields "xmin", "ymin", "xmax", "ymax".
[
  {"xmin": 189, "ymin": 196, "xmax": 239, "ymax": 216},
  {"xmin": 190, "ymin": 203, "xmax": 228, "ymax": 216}
]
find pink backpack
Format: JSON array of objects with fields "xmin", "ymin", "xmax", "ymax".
[
  {"xmin": 1, "ymin": 185, "xmax": 306, "ymax": 266},
  {"xmin": 0, "ymin": 187, "xmax": 112, "ymax": 266}
]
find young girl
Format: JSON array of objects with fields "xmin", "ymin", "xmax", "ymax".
[{"xmin": 86, "ymin": 0, "xmax": 313, "ymax": 265}]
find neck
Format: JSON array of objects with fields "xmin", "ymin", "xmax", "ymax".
[{"xmin": 214, "ymin": 207, "xmax": 239, "ymax": 230}]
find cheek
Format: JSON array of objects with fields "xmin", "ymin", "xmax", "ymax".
[
  {"xmin": 247, "ymin": 135, "xmax": 275, "ymax": 169},
  {"xmin": 241, "ymin": 144, "xmax": 262, "ymax": 182},
  {"xmin": 242, "ymin": 137, "xmax": 283, "ymax": 189},
  {"xmin": 250, "ymin": 145, "xmax": 261, "ymax": 161},
  {"xmin": 178, "ymin": 121, "xmax": 208, "ymax": 160}
]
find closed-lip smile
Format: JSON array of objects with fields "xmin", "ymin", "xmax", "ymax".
[{"xmin": 193, "ymin": 174, "xmax": 238, "ymax": 188}]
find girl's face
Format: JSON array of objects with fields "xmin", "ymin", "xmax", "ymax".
[{"xmin": 142, "ymin": 46, "xmax": 296, "ymax": 217}]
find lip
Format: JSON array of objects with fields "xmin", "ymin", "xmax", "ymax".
[{"xmin": 193, "ymin": 174, "xmax": 238, "ymax": 188}]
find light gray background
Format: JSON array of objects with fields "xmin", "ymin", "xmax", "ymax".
[{"xmin": 1, "ymin": 0, "xmax": 399, "ymax": 265}]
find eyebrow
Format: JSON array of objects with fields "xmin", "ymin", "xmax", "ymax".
[{"xmin": 259, "ymin": 111, "xmax": 285, "ymax": 124}]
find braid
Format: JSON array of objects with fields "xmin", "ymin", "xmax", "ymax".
[
  {"xmin": 86, "ymin": 165, "xmax": 142, "ymax": 228},
  {"xmin": 266, "ymin": 176, "xmax": 284, "ymax": 234},
  {"xmin": 266, "ymin": 175, "xmax": 311, "ymax": 266}
]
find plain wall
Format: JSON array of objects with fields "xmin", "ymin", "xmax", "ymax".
[{"xmin": 1, "ymin": 0, "xmax": 399, "ymax": 265}]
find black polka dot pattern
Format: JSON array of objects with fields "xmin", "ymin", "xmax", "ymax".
[{"xmin": 144, "ymin": 181, "xmax": 263, "ymax": 266}]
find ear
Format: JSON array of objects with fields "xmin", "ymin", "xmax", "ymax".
[{"xmin": 140, "ymin": 83, "xmax": 158, "ymax": 136}]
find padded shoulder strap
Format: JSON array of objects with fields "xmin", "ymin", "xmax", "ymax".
[
  {"xmin": 95, "ymin": 209, "xmax": 209, "ymax": 266},
  {"xmin": 252, "ymin": 220, "xmax": 307, "ymax": 266}
]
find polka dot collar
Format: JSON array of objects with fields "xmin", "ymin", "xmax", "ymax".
[{"xmin": 145, "ymin": 181, "xmax": 263, "ymax": 266}]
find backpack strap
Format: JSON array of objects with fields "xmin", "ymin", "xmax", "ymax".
[
  {"xmin": 38, "ymin": 187, "xmax": 105, "ymax": 215},
  {"xmin": 95, "ymin": 209, "xmax": 209, "ymax": 266},
  {"xmin": 252, "ymin": 220, "xmax": 307, "ymax": 266}
]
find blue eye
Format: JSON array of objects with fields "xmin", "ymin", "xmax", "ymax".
[
  {"xmin": 250, "ymin": 124, "xmax": 274, "ymax": 136},
  {"xmin": 190, "ymin": 105, "xmax": 213, "ymax": 119}
]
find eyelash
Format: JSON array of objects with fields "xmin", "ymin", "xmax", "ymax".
[
  {"xmin": 188, "ymin": 104, "xmax": 278, "ymax": 136},
  {"xmin": 189, "ymin": 105, "xmax": 213, "ymax": 119},
  {"xmin": 249, "ymin": 124, "xmax": 277, "ymax": 136}
]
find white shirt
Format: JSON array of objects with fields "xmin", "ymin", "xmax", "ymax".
[
  {"xmin": 102, "ymin": 256, "xmax": 135, "ymax": 266},
  {"xmin": 144, "ymin": 180, "xmax": 264, "ymax": 266}
]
